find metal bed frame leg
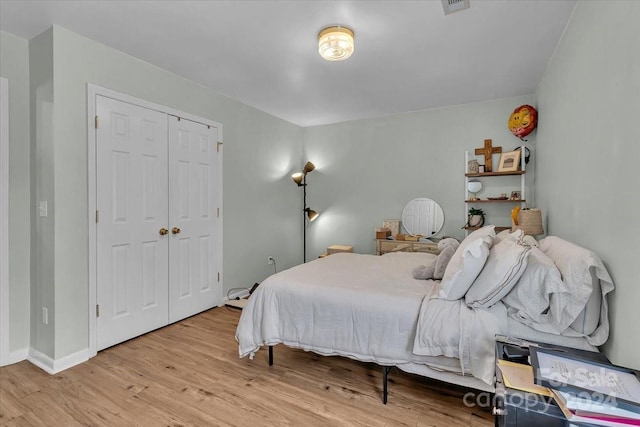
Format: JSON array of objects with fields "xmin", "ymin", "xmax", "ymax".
[
  {"xmin": 382, "ymin": 366, "xmax": 392, "ymax": 404},
  {"xmin": 268, "ymin": 348, "xmax": 391, "ymax": 404}
]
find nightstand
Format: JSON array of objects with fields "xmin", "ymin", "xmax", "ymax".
[{"xmin": 494, "ymin": 338, "xmax": 610, "ymax": 427}]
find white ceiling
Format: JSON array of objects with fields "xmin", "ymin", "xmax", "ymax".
[{"xmin": 0, "ymin": 0, "xmax": 576, "ymax": 127}]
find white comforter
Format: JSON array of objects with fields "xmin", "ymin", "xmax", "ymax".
[{"xmin": 235, "ymin": 252, "xmax": 503, "ymax": 386}]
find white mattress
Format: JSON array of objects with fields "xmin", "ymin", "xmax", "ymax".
[
  {"xmin": 236, "ymin": 252, "xmax": 438, "ymax": 364},
  {"xmin": 235, "ymin": 252, "xmax": 594, "ymax": 392}
]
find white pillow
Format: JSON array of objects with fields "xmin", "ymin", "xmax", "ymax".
[
  {"xmin": 442, "ymin": 225, "xmax": 496, "ymax": 284},
  {"xmin": 502, "ymin": 247, "xmax": 569, "ymax": 333},
  {"xmin": 494, "ymin": 228, "xmax": 523, "ymax": 244},
  {"xmin": 495, "ymin": 228, "xmax": 538, "ymax": 248},
  {"xmin": 439, "ymin": 236, "xmax": 492, "ymax": 300},
  {"xmin": 465, "ymin": 238, "xmax": 531, "ymax": 308},
  {"xmin": 539, "ymin": 236, "xmax": 606, "ymax": 336}
]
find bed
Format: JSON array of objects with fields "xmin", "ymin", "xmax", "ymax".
[{"xmin": 235, "ymin": 227, "xmax": 614, "ymax": 402}]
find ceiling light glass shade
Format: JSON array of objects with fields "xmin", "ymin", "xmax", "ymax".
[
  {"xmin": 318, "ymin": 26, "xmax": 354, "ymax": 61},
  {"xmin": 291, "ymin": 172, "xmax": 304, "ymax": 185},
  {"xmin": 306, "ymin": 208, "xmax": 319, "ymax": 222},
  {"xmin": 303, "ymin": 161, "xmax": 316, "ymax": 174}
]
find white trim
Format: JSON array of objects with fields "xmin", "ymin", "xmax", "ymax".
[
  {"xmin": 87, "ymin": 84, "xmax": 223, "ymax": 358},
  {"xmin": 28, "ymin": 347, "xmax": 89, "ymax": 374},
  {"xmin": 87, "ymin": 85, "xmax": 97, "ymax": 358},
  {"xmin": 0, "ymin": 77, "xmax": 10, "ymax": 366},
  {"xmin": 5, "ymin": 348, "xmax": 28, "ymax": 366}
]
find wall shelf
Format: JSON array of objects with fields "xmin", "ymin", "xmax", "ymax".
[
  {"xmin": 465, "ymin": 199, "xmax": 525, "ymax": 203},
  {"xmin": 465, "ymin": 171, "xmax": 525, "ymax": 178},
  {"xmin": 465, "ymin": 146, "xmax": 529, "ymax": 234},
  {"xmin": 464, "ymin": 226, "xmax": 511, "ymax": 232}
]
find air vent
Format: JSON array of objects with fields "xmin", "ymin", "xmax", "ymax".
[{"xmin": 441, "ymin": 0, "xmax": 470, "ymax": 15}]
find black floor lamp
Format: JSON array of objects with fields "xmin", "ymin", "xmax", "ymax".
[{"xmin": 292, "ymin": 161, "xmax": 318, "ymax": 263}]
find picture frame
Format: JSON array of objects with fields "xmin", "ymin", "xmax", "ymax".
[
  {"xmin": 510, "ymin": 190, "xmax": 521, "ymax": 200},
  {"xmin": 467, "ymin": 159, "xmax": 479, "ymax": 174},
  {"xmin": 497, "ymin": 150, "xmax": 521, "ymax": 172}
]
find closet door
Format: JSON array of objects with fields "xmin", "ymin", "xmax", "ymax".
[
  {"xmin": 96, "ymin": 96, "xmax": 169, "ymax": 350},
  {"xmin": 168, "ymin": 116, "xmax": 220, "ymax": 323}
]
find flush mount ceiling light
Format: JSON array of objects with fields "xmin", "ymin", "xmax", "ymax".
[{"xmin": 318, "ymin": 26, "xmax": 355, "ymax": 61}]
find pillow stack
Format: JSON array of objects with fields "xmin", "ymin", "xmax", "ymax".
[
  {"xmin": 465, "ymin": 233, "xmax": 531, "ymax": 307},
  {"xmin": 439, "ymin": 226, "xmax": 534, "ymax": 309}
]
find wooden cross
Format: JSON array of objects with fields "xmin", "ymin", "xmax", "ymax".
[{"xmin": 475, "ymin": 139, "xmax": 502, "ymax": 172}]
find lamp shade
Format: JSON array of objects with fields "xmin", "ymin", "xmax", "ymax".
[
  {"xmin": 306, "ymin": 208, "xmax": 319, "ymax": 222},
  {"xmin": 318, "ymin": 26, "xmax": 354, "ymax": 61},
  {"xmin": 515, "ymin": 208, "xmax": 544, "ymax": 236},
  {"xmin": 291, "ymin": 172, "xmax": 304, "ymax": 185},
  {"xmin": 303, "ymin": 161, "xmax": 316, "ymax": 174}
]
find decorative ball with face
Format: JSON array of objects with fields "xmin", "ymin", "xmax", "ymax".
[{"xmin": 508, "ymin": 105, "xmax": 538, "ymax": 139}]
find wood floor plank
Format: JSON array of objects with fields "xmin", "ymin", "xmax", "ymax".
[{"xmin": 0, "ymin": 307, "xmax": 494, "ymax": 426}]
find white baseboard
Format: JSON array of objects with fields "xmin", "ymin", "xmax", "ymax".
[
  {"xmin": 0, "ymin": 347, "xmax": 28, "ymax": 367},
  {"xmin": 28, "ymin": 347, "xmax": 89, "ymax": 374}
]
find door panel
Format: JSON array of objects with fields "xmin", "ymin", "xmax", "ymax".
[
  {"xmin": 168, "ymin": 116, "xmax": 220, "ymax": 323},
  {"xmin": 96, "ymin": 96, "xmax": 169, "ymax": 350}
]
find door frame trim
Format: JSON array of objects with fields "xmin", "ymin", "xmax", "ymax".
[
  {"xmin": 86, "ymin": 84, "xmax": 223, "ymax": 357},
  {"xmin": 0, "ymin": 77, "xmax": 10, "ymax": 365}
]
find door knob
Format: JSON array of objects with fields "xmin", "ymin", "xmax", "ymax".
[
  {"xmin": 172, "ymin": 227, "xmax": 181, "ymax": 235},
  {"xmin": 159, "ymin": 228, "xmax": 169, "ymax": 236}
]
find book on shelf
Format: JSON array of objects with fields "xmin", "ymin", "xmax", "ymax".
[{"xmin": 552, "ymin": 389, "xmax": 640, "ymax": 427}]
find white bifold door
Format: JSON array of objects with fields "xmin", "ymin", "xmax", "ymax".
[
  {"xmin": 96, "ymin": 96, "xmax": 220, "ymax": 351},
  {"xmin": 167, "ymin": 116, "xmax": 220, "ymax": 323}
]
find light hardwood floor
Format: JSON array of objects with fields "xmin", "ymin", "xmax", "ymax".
[{"xmin": 0, "ymin": 307, "xmax": 493, "ymax": 426}]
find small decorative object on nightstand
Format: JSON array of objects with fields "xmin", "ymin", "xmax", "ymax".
[
  {"xmin": 382, "ymin": 219, "xmax": 401, "ymax": 238},
  {"xmin": 375, "ymin": 227, "xmax": 391, "ymax": 239}
]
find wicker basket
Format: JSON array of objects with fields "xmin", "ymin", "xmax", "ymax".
[{"xmin": 512, "ymin": 208, "xmax": 544, "ymax": 236}]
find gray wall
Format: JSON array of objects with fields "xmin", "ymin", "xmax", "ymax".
[
  {"xmin": 535, "ymin": 1, "xmax": 640, "ymax": 369},
  {"xmin": 4, "ymin": 0, "xmax": 638, "ymax": 369},
  {"xmin": 29, "ymin": 28, "xmax": 56, "ymax": 357},
  {"xmin": 303, "ymin": 95, "xmax": 535, "ymax": 257},
  {"xmin": 0, "ymin": 31, "xmax": 31, "ymax": 355},
  {"xmin": 31, "ymin": 26, "xmax": 303, "ymax": 359}
]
